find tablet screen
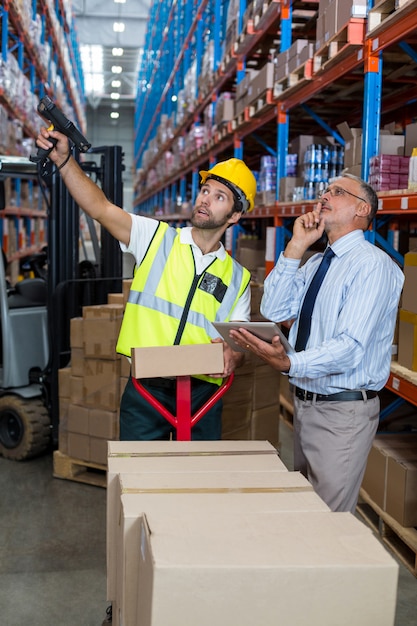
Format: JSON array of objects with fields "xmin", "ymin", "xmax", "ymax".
[{"xmin": 213, "ymin": 321, "xmax": 294, "ymax": 354}]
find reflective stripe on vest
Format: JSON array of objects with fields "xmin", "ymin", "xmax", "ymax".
[{"xmin": 116, "ymin": 222, "xmax": 250, "ymax": 383}]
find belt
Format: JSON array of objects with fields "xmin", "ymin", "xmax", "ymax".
[{"xmin": 295, "ymin": 387, "xmax": 378, "ymax": 402}]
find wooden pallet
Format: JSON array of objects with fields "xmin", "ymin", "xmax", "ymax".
[
  {"xmin": 53, "ymin": 450, "xmax": 107, "ymax": 488},
  {"xmin": 273, "ymin": 59, "xmax": 313, "ymax": 98},
  {"xmin": 368, "ymin": 0, "xmax": 411, "ymax": 33},
  {"xmin": 248, "ymin": 88, "xmax": 275, "ymax": 118},
  {"xmin": 357, "ymin": 489, "xmax": 417, "ymax": 577},
  {"xmin": 252, "ymin": 0, "xmax": 281, "ymax": 30},
  {"xmin": 313, "ymin": 18, "xmax": 366, "ymax": 74}
]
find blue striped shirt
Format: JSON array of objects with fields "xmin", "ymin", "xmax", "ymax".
[{"xmin": 260, "ymin": 230, "xmax": 404, "ymax": 394}]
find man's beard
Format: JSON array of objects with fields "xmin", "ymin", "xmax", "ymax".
[{"xmin": 191, "ymin": 206, "xmax": 234, "ymax": 229}]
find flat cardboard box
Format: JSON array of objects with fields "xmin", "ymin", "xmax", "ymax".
[
  {"xmin": 135, "ymin": 511, "xmax": 398, "ymax": 626},
  {"xmin": 115, "ymin": 472, "xmax": 328, "ymax": 626},
  {"xmin": 131, "ymin": 343, "xmax": 224, "ymax": 378}
]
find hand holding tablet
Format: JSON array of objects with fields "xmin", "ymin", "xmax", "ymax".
[{"xmin": 212, "ymin": 321, "xmax": 294, "ymax": 354}]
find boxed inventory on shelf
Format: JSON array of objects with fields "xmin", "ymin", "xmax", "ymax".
[
  {"xmin": 361, "ymin": 434, "xmax": 417, "ymax": 515},
  {"xmin": 401, "ymin": 250, "xmax": 417, "ymax": 314},
  {"xmin": 337, "ymin": 122, "xmax": 404, "ymax": 168},
  {"xmin": 134, "ymin": 510, "xmax": 398, "ymax": 626},
  {"xmin": 397, "ymin": 309, "xmax": 417, "ymax": 371}
]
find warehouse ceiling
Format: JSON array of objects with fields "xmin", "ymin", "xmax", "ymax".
[{"xmin": 72, "ymin": 0, "xmax": 151, "ymax": 108}]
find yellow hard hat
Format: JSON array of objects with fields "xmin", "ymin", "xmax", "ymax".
[{"xmin": 199, "ymin": 158, "xmax": 257, "ymax": 212}]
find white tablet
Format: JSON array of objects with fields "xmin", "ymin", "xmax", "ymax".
[{"xmin": 213, "ymin": 321, "xmax": 294, "ymax": 354}]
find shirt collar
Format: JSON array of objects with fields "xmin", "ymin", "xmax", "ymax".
[
  {"xmin": 329, "ymin": 229, "xmax": 365, "ymax": 258},
  {"xmin": 180, "ymin": 226, "xmax": 226, "ymax": 260}
]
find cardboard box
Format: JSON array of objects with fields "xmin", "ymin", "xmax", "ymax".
[
  {"xmin": 402, "ymin": 251, "xmax": 417, "ymax": 314},
  {"xmin": 386, "ymin": 455, "xmax": 417, "ymax": 526},
  {"xmin": 70, "ymin": 347, "xmax": 84, "ymax": 378},
  {"xmin": 115, "ymin": 471, "xmax": 328, "ymax": 626},
  {"xmin": 337, "ymin": 122, "xmax": 404, "ymax": 167},
  {"xmin": 361, "ymin": 434, "xmax": 417, "ymax": 509},
  {"xmin": 82, "ymin": 304, "xmax": 124, "ymax": 360},
  {"xmin": 70, "ymin": 317, "xmax": 84, "ymax": 348},
  {"xmin": 131, "ymin": 343, "xmax": 223, "ymax": 378},
  {"xmin": 405, "ymin": 121, "xmax": 417, "ymax": 156},
  {"xmin": 135, "ymin": 511, "xmax": 398, "ymax": 626},
  {"xmin": 279, "ymin": 176, "xmax": 304, "ymax": 202},
  {"xmin": 83, "ymin": 358, "xmax": 121, "ymax": 410},
  {"xmin": 89, "ymin": 408, "xmax": 118, "ymax": 439},
  {"xmin": 106, "ymin": 440, "xmax": 283, "ymax": 601},
  {"xmin": 214, "ymin": 97, "xmax": 235, "ymax": 125},
  {"xmin": 67, "ymin": 404, "xmax": 89, "ymax": 435},
  {"xmin": 58, "ymin": 367, "xmax": 71, "ymax": 399},
  {"xmin": 248, "ymin": 62, "xmax": 274, "ymax": 100},
  {"xmin": 397, "ymin": 309, "xmax": 417, "ymax": 371}
]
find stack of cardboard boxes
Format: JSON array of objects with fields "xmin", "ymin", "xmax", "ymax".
[
  {"xmin": 57, "ymin": 280, "xmax": 281, "ymax": 470},
  {"xmin": 362, "ymin": 433, "xmax": 417, "ymax": 527},
  {"xmin": 107, "ymin": 440, "xmax": 399, "ymax": 626}
]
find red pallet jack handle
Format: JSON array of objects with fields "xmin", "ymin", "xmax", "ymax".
[{"xmin": 132, "ymin": 373, "xmax": 235, "ymax": 440}]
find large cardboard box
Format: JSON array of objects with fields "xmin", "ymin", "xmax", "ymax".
[
  {"xmin": 115, "ymin": 471, "xmax": 328, "ymax": 626},
  {"xmin": 135, "ymin": 510, "xmax": 398, "ymax": 626},
  {"xmin": 131, "ymin": 343, "xmax": 223, "ymax": 378},
  {"xmin": 106, "ymin": 440, "xmax": 283, "ymax": 601}
]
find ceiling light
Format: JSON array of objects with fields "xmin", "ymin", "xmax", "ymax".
[
  {"xmin": 112, "ymin": 48, "xmax": 124, "ymax": 57},
  {"xmin": 80, "ymin": 45, "xmax": 104, "ymax": 95},
  {"xmin": 110, "ymin": 112, "xmax": 120, "ymax": 119},
  {"xmin": 113, "ymin": 22, "xmax": 125, "ymax": 33},
  {"xmin": 111, "ymin": 93, "xmax": 121, "ymax": 100},
  {"xmin": 111, "ymin": 80, "xmax": 121, "ymax": 88},
  {"xmin": 114, "ymin": 0, "xmax": 126, "ymax": 3},
  {"xmin": 112, "ymin": 66, "xmax": 123, "ymax": 74}
]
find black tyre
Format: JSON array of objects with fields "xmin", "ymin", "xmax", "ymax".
[{"xmin": 0, "ymin": 395, "xmax": 50, "ymax": 461}]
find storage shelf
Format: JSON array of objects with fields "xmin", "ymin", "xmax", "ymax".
[{"xmin": 386, "ymin": 362, "xmax": 417, "ymax": 407}]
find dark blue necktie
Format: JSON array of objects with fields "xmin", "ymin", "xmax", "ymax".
[{"xmin": 295, "ymin": 247, "xmax": 335, "ymax": 352}]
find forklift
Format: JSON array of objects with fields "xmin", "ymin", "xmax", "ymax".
[{"xmin": 0, "ymin": 101, "xmax": 126, "ymax": 460}]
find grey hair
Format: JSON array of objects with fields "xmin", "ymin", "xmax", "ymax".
[{"xmin": 341, "ymin": 173, "xmax": 378, "ymax": 225}]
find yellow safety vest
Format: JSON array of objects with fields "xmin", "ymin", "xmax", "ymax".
[{"xmin": 117, "ymin": 222, "xmax": 250, "ymax": 384}]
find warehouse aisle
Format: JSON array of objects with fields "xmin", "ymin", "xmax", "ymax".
[{"xmin": 0, "ymin": 418, "xmax": 416, "ymax": 626}]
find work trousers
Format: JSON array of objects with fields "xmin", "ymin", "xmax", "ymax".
[
  {"xmin": 120, "ymin": 375, "xmax": 223, "ymax": 441},
  {"xmin": 293, "ymin": 395, "xmax": 380, "ymax": 513}
]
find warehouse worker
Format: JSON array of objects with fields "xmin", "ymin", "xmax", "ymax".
[
  {"xmin": 36, "ymin": 125, "xmax": 256, "ymax": 440},
  {"xmin": 229, "ymin": 174, "xmax": 404, "ymax": 513}
]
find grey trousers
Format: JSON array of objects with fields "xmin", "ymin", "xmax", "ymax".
[{"xmin": 293, "ymin": 394, "xmax": 380, "ymax": 513}]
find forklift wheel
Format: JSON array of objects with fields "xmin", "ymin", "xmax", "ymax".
[{"xmin": 0, "ymin": 396, "xmax": 50, "ymax": 461}]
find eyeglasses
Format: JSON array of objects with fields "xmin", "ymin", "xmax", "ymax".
[{"xmin": 318, "ymin": 185, "xmax": 367, "ymax": 204}]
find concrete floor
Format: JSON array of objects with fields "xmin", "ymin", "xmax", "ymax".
[{"xmin": 0, "ymin": 418, "xmax": 416, "ymax": 626}]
